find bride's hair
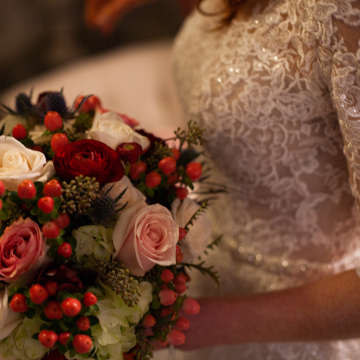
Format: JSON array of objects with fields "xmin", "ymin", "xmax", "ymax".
[{"xmin": 197, "ymin": 0, "xmax": 267, "ymax": 25}]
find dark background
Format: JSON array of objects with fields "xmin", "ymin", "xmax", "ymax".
[{"xmin": 0, "ymin": 0, "xmax": 183, "ymax": 95}]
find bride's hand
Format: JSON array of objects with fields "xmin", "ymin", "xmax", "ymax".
[{"xmin": 85, "ymin": 0, "xmax": 151, "ymax": 33}]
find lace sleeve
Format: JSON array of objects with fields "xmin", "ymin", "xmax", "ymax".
[{"xmin": 320, "ymin": 1, "xmax": 360, "ymax": 203}]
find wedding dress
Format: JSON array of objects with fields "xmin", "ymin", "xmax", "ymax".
[{"xmin": 169, "ymin": 0, "xmax": 360, "ymax": 358}]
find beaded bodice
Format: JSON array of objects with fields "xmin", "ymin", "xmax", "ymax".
[{"xmin": 173, "ymin": 0, "xmax": 360, "ymax": 292}]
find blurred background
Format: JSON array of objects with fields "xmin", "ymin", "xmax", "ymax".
[
  {"xmin": 0, "ymin": 0, "xmax": 186, "ymax": 133},
  {"xmin": 0, "ymin": 0, "xmax": 182, "ymax": 93}
]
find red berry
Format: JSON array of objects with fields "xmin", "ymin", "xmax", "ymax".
[
  {"xmin": 32, "ymin": 145, "xmax": 43, "ymax": 152},
  {"xmin": 44, "ymin": 111, "xmax": 63, "ymax": 132},
  {"xmin": 175, "ymin": 281, "xmax": 187, "ymax": 294},
  {"xmin": 183, "ymin": 298, "xmax": 200, "ymax": 315},
  {"xmin": 175, "ymin": 273, "xmax": 187, "ymax": 284},
  {"xmin": 54, "ymin": 213, "xmax": 70, "ymax": 229},
  {"xmin": 77, "ymin": 316, "xmax": 91, "ymax": 331},
  {"xmin": 159, "ymin": 289, "xmax": 178, "ymax": 306},
  {"xmin": 117, "ymin": 142, "xmax": 142, "ymax": 163},
  {"xmin": 167, "ymin": 173, "xmax": 178, "ymax": 185},
  {"xmin": 12, "ymin": 124, "xmax": 27, "ymax": 140},
  {"xmin": 167, "ymin": 329, "xmax": 186, "ymax": 346},
  {"xmin": 160, "ymin": 308, "xmax": 173, "ymax": 318},
  {"xmin": 17, "ymin": 179, "xmax": 36, "ymax": 199},
  {"xmin": 161, "ymin": 269, "xmax": 174, "ymax": 283},
  {"xmin": 0, "ymin": 180, "xmax": 5, "ymax": 196},
  {"xmin": 176, "ymin": 316, "xmax": 190, "ymax": 331},
  {"xmin": 176, "ymin": 245, "xmax": 183, "ymax": 263},
  {"xmin": 179, "ymin": 228, "xmax": 187, "ymax": 241},
  {"xmin": 158, "ymin": 157, "xmax": 176, "ymax": 176},
  {"xmin": 83, "ymin": 292, "xmax": 98, "ymax": 307},
  {"xmin": 57, "ymin": 242, "xmax": 72, "ymax": 258},
  {"xmin": 73, "ymin": 334, "xmax": 93, "ymax": 354},
  {"xmin": 123, "ymin": 353, "xmax": 135, "ymax": 360},
  {"xmin": 142, "ymin": 314, "xmax": 156, "ymax": 328},
  {"xmin": 175, "ymin": 187, "xmax": 188, "ymax": 200},
  {"xmin": 75, "ymin": 95, "xmax": 101, "ymax": 113},
  {"xmin": 10, "ymin": 293, "xmax": 28, "ymax": 313},
  {"xmin": 61, "ymin": 298, "xmax": 82, "ymax": 317},
  {"xmin": 51, "ymin": 133, "xmax": 69, "ymax": 154},
  {"xmin": 58, "ymin": 332, "xmax": 71, "ymax": 346},
  {"xmin": 171, "ymin": 148, "xmax": 180, "ymax": 160},
  {"xmin": 45, "ymin": 281, "xmax": 58, "ymax": 296},
  {"xmin": 44, "ymin": 301, "xmax": 63, "ymax": 320},
  {"xmin": 38, "ymin": 196, "xmax": 55, "ymax": 214},
  {"xmin": 43, "ymin": 179, "xmax": 62, "ymax": 197},
  {"xmin": 0, "ymin": 199, "xmax": 2, "ymax": 211},
  {"xmin": 186, "ymin": 162, "xmax": 202, "ymax": 181},
  {"xmin": 130, "ymin": 161, "xmax": 147, "ymax": 180},
  {"xmin": 42, "ymin": 221, "xmax": 60, "ymax": 239},
  {"xmin": 30, "ymin": 284, "xmax": 48, "ymax": 305},
  {"xmin": 145, "ymin": 171, "xmax": 162, "ymax": 188},
  {"xmin": 38, "ymin": 330, "xmax": 58, "ymax": 348}
]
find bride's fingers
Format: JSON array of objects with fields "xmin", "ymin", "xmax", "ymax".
[{"xmin": 85, "ymin": 0, "xmax": 149, "ymax": 32}]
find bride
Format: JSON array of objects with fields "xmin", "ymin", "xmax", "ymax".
[{"xmin": 86, "ymin": 0, "xmax": 360, "ymax": 359}]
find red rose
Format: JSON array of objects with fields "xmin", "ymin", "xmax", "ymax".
[{"xmin": 53, "ymin": 139, "xmax": 124, "ymax": 184}]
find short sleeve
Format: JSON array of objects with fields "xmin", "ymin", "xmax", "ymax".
[{"xmin": 320, "ymin": 1, "xmax": 360, "ymax": 203}]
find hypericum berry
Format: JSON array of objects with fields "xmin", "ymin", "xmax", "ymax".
[
  {"xmin": 17, "ymin": 179, "xmax": 36, "ymax": 199},
  {"xmin": 54, "ymin": 213, "xmax": 70, "ymax": 229},
  {"xmin": 182, "ymin": 298, "xmax": 200, "ymax": 315},
  {"xmin": 167, "ymin": 173, "xmax": 178, "ymax": 185},
  {"xmin": 171, "ymin": 148, "xmax": 180, "ymax": 160},
  {"xmin": 175, "ymin": 281, "xmax": 187, "ymax": 294},
  {"xmin": 57, "ymin": 242, "xmax": 72, "ymax": 258},
  {"xmin": 175, "ymin": 187, "xmax": 188, "ymax": 200},
  {"xmin": 0, "ymin": 199, "xmax": 2, "ymax": 211},
  {"xmin": 130, "ymin": 161, "xmax": 147, "ymax": 180},
  {"xmin": 145, "ymin": 171, "xmax": 162, "ymax": 188},
  {"xmin": 0, "ymin": 180, "xmax": 5, "ymax": 196},
  {"xmin": 77, "ymin": 316, "xmax": 91, "ymax": 331},
  {"xmin": 44, "ymin": 301, "xmax": 63, "ymax": 320},
  {"xmin": 75, "ymin": 95, "xmax": 101, "ymax": 113},
  {"xmin": 43, "ymin": 179, "xmax": 62, "ymax": 197},
  {"xmin": 159, "ymin": 289, "xmax": 178, "ymax": 306},
  {"xmin": 158, "ymin": 156, "xmax": 177, "ymax": 176},
  {"xmin": 12, "ymin": 124, "xmax": 27, "ymax": 140},
  {"xmin": 61, "ymin": 298, "xmax": 82, "ymax": 317},
  {"xmin": 83, "ymin": 292, "xmax": 98, "ymax": 307},
  {"xmin": 42, "ymin": 221, "xmax": 60, "ymax": 239},
  {"xmin": 175, "ymin": 273, "xmax": 187, "ymax": 284},
  {"xmin": 167, "ymin": 329, "xmax": 186, "ymax": 346},
  {"xmin": 38, "ymin": 196, "xmax": 55, "ymax": 214},
  {"xmin": 176, "ymin": 316, "xmax": 190, "ymax": 331},
  {"xmin": 176, "ymin": 245, "xmax": 183, "ymax": 263},
  {"xmin": 10, "ymin": 293, "xmax": 28, "ymax": 313},
  {"xmin": 117, "ymin": 142, "xmax": 142, "ymax": 163},
  {"xmin": 73, "ymin": 334, "xmax": 93, "ymax": 354},
  {"xmin": 160, "ymin": 307, "xmax": 173, "ymax": 318},
  {"xmin": 30, "ymin": 284, "xmax": 48, "ymax": 305},
  {"xmin": 38, "ymin": 330, "xmax": 58, "ymax": 348},
  {"xmin": 44, "ymin": 111, "xmax": 63, "ymax": 132},
  {"xmin": 186, "ymin": 162, "xmax": 202, "ymax": 181},
  {"xmin": 161, "ymin": 269, "xmax": 174, "ymax": 283},
  {"xmin": 58, "ymin": 332, "xmax": 71, "ymax": 346},
  {"xmin": 51, "ymin": 133, "xmax": 69, "ymax": 154},
  {"xmin": 142, "ymin": 314, "xmax": 156, "ymax": 328},
  {"xmin": 179, "ymin": 227, "xmax": 187, "ymax": 241},
  {"xmin": 45, "ymin": 281, "xmax": 58, "ymax": 296}
]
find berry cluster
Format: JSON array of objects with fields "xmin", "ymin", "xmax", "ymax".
[{"xmin": 10, "ymin": 282, "xmax": 98, "ymax": 355}]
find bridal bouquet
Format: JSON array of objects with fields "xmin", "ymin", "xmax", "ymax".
[{"xmin": 0, "ymin": 91, "xmax": 220, "ymax": 360}]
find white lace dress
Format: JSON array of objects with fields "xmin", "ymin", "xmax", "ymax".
[{"xmin": 170, "ymin": 0, "xmax": 360, "ymax": 358}]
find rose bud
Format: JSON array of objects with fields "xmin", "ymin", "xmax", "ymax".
[{"xmin": 116, "ymin": 142, "xmax": 142, "ymax": 163}]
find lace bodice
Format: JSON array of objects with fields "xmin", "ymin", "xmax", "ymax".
[{"xmin": 169, "ymin": 0, "xmax": 360, "ymax": 358}]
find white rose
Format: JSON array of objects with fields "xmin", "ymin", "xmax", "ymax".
[
  {"xmin": 87, "ymin": 111, "xmax": 150, "ymax": 150},
  {"xmin": 0, "ymin": 288, "xmax": 21, "ymax": 341},
  {"xmin": 0, "ymin": 136, "xmax": 55, "ymax": 191},
  {"xmin": 171, "ymin": 198, "xmax": 212, "ymax": 262},
  {"xmin": 103, "ymin": 176, "xmax": 146, "ymax": 209}
]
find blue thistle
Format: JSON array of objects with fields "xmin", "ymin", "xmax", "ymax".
[{"xmin": 37, "ymin": 91, "xmax": 68, "ymax": 117}]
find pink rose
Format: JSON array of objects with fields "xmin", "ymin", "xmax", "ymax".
[
  {"xmin": 113, "ymin": 203, "xmax": 178, "ymax": 276},
  {"xmin": 0, "ymin": 218, "xmax": 45, "ymax": 282}
]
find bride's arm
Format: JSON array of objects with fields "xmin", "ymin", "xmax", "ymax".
[{"xmin": 181, "ymin": 269, "xmax": 360, "ymax": 349}]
